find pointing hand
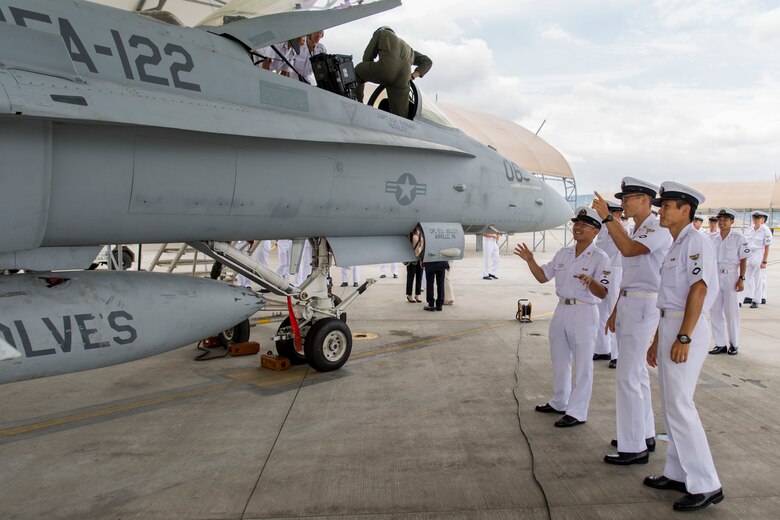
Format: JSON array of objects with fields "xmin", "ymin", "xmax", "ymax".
[{"xmin": 592, "ymin": 191, "xmax": 609, "ymax": 219}]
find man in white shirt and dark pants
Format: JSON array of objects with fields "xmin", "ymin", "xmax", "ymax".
[{"xmin": 645, "ymin": 181, "xmax": 723, "ymax": 512}]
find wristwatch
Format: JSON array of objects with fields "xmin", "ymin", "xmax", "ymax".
[
  {"xmin": 677, "ymin": 334, "xmax": 691, "ymax": 344},
  {"xmin": 739, "ymin": 275, "xmax": 746, "ymax": 280},
  {"xmin": 602, "ymin": 214, "xmax": 614, "ymax": 224}
]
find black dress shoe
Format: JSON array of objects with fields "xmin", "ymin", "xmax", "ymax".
[
  {"xmin": 709, "ymin": 345, "xmax": 728, "ymax": 354},
  {"xmin": 593, "ymin": 353, "xmax": 611, "ymax": 361},
  {"xmin": 761, "ymin": 298, "xmax": 766, "ymax": 304},
  {"xmin": 643, "ymin": 475, "xmax": 687, "ymax": 493},
  {"xmin": 489, "ymin": 274, "xmax": 498, "ymax": 279},
  {"xmin": 353, "ymin": 282, "xmax": 359, "ymax": 287},
  {"xmin": 611, "ymin": 437, "xmax": 656, "ymax": 452},
  {"xmin": 423, "ymin": 306, "xmax": 436, "ymax": 312},
  {"xmin": 482, "ymin": 276, "xmax": 492, "ymax": 280},
  {"xmin": 393, "ymin": 274, "xmax": 398, "ymax": 278},
  {"xmin": 673, "ymin": 489, "xmax": 724, "ymax": 511},
  {"xmin": 604, "ymin": 450, "xmax": 649, "ymax": 465},
  {"xmin": 340, "ymin": 282, "xmax": 348, "ymax": 287},
  {"xmin": 435, "ymin": 306, "xmax": 443, "ymax": 311},
  {"xmin": 380, "ymin": 274, "xmax": 386, "ymax": 278},
  {"xmin": 743, "ymin": 297, "xmax": 753, "ymax": 304},
  {"xmin": 554, "ymin": 415, "xmax": 585, "ymax": 427},
  {"xmin": 750, "ymin": 302, "xmax": 758, "ymax": 308},
  {"xmin": 535, "ymin": 403, "xmax": 565, "ymax": 414},
  {"xmin": 608, "ymin": 358, "xmax": 617, "ymax": 369},
  {"xmin": 727, "ymin": 345, "xmax": 738, "ymax": 355}
]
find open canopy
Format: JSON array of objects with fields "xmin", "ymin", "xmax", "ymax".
[{"xmin": 437, "ymin": 103, "xmax": 573, "ymax": 179}]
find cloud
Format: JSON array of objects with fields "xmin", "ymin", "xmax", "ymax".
[
  {"xmin": 540, "ymin": 24, "xmax": 591, "ymax": 47},
  {"xmin": 740, "ymin": 5, "xmax": 780, "ymax": 47}
]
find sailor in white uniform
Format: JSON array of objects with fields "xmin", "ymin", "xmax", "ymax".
[
  {"xmin": 706, "ymin": 216, "xmax": 719, "ymax": 237},
  {"xmin": 277, "ymin": 239, "xmax": 292, "ymax": 280},
  {"xmin": 692, "ymin": 215, "xmax": 705, "ymax": 234},
  {"xmin": 708, "ymin": 209, "xmax": 749, "ymax": 356},
  {"xmin": 340, "ymin": 266, "xmax": 361, "ymax": 287},
  {"xmin": 295, "ymin": 239, "xmax": 313, "ymax": 286},
  {"xmin": 744, "ymin": 211, "xmax": 772, "ymax": 308},
  {"xmin": 644, "ymin": 182, "xmax": 723, "ymax": 512},
  {"xmin": 514, "ymin": 207, "xmax": 609, "ymax": 428},
  {"xmin": 593, "ymin": 178, "xmax": 671, "ymax": 465},
  {"xmin": 592, "ymin": 200, "xmax": 624, "ymax": 366},
  {"xmin": 482, "ymin": 229, "xmax": 500, "ymax": 280}
]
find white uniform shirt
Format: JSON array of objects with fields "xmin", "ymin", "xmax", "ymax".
[
  {"xmin": 541, "ymin": 242, "xmax": 610, "ymax": 304},
  {"xmin": 710, "ymin": 230, "xmax": 749, "ymax": 269},
  {"xmin": 745, "ymin": 224, "xmax": 772, "ymax": 254},
  {"xmin": 293, "ymin": 42, "xmax": 327, "ymax": 84},
  {"xmin": 620, "ymin": 214, "xmax": 672, "ymax": 291},
  {"xmin": 657, "ymin": 224, "xmax": 719, "ymax": 313},
  {"xmin": 595, "ymin": 226, "xmax": 622, "ymax": 269}
]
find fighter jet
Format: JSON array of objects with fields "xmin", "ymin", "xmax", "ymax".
[{"xmin": 0, "ymin": 0, "xmax": 573, "ymax": 383}]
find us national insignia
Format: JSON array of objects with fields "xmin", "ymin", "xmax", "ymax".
[{"xmin": 689, "ymin": 254, "xmax": 700, "ymax": 260}]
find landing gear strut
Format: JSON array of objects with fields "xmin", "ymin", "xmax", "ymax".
[{"xmin": 189, "ymin": 239, "xmax": 373, "ymax": 372}]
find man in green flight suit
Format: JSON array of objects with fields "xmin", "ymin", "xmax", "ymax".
[{"xmin": 355, "ymin": 27, "xmax": 432, "ymax": 118}]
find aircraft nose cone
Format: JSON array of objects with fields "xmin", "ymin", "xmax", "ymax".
[{"xmin": 538, "ymin": 182, "xmax": 574, "ymax": 230}]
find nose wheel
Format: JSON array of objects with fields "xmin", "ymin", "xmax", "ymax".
[{"xmin": 304, "ymin": 318, "xmax": 352, "ymax": 372}]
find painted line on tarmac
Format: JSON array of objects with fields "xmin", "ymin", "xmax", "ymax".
[{"xmin": 0, "ymin": 312, "xmax": 553, "ymax": 441}]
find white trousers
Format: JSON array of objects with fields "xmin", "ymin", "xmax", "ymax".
[
  {"xmin": 548, "ymin": 303, "xmax": 598, "ymax": 421},
  {"xmin": 710, "ymin": 269, "xmax": 740, "ymax": 347},
  {"xmin": 276, "ymin": 240, "xmax": 292, "ymax": 279},
  {"xmin": 658, "ymin": 314, "xmax": 721, "ymax": 494},
  {"xmin": 379, "ymin": 263, "xmax": 398, "ymax": 277},
  {"xmin": 235, "ymin": 240, "xmax": 272, "ymax": 288},
  {"xmin": 595, "ymin": 267, "xmax": 622, "ymax": 357},
  {"xmin": 340, "ymin": 266, "xmax": 360, "ymax": 284},
  {"xmin": 615, "ymin": 295, "xmax": 657, "ymax": 453},
  {"xmin": 745, "ymin": 253, "xmax": 762, "ymax": 301},
  {"xmin": 295, "ymin": 240, "xmax": 313, "ymax": 286},
  {"xmin": 482, "ymin": 238, "xmax": 499, "ymax": 277},
  {"xmin": 444, "ymin": 267, "xmax": 454, "ymax": 302},
  {"xmin": 759, "ymin": 269, "xmax": 767, "ymax": 301}
]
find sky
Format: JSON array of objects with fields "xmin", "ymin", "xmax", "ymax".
[{"xmin": 320, "ymin": 0, "xmax": 780, "ymax": 194}]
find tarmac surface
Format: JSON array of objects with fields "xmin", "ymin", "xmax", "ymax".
[{"xmin": 1, "ymin": 233, "xmax": 779, "ymax": 519}]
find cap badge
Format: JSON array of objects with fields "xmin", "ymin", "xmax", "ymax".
[{"xmin": 578, "ymin": 209, "xmax": 587, "ymax": 216}]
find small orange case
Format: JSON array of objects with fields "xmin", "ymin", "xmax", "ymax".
[
  {"xmin": 228, "ymin": 341, "xmax": 260, "ymax": 357},
  {"xmin": 260, "ymin": 351, "xmax": 291, "ymax": 371}
]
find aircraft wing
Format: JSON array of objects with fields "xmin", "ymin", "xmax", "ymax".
[{"xmin": 200, "ymin": 0, "xmax": 402, "ymax": 50}]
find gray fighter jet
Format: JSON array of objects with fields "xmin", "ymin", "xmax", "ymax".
[{"xmin": 0, "ymin": 0, "xmax": 573, "ymax": 383}]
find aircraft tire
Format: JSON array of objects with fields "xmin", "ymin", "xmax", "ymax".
[
  {"xmin": 304, "ymin": 318, "xmax": 352, "ymax": 372},
  {"xmin": 218, "ymin": 319, "xmax": 250, "ymax": 346},
  {"xmin": 275, "ymin": 317, "xmax": 308, "ymax": 365}
]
